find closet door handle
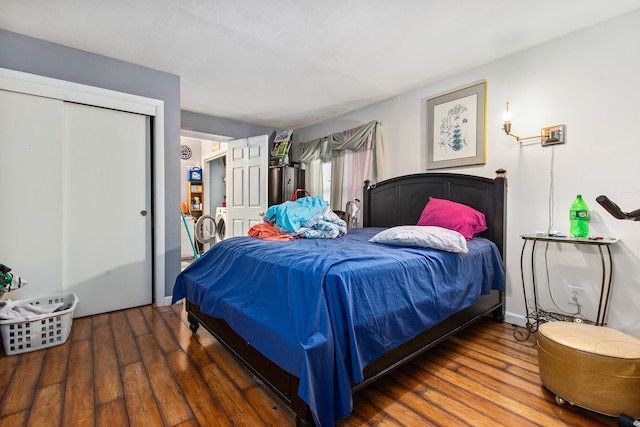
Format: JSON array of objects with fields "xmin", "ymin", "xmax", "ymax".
[{"xmin": 140, "ymin": 210, "xmax": 148, "ymax": 216}]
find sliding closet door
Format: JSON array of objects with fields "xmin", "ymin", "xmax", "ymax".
[
  {"xmin": 63, "ymin": 103, "xmax": 151, "ymax": 317},
  {"xmin": 0, "ymin": 90, "xmax": 64, "ymax": 299},
  {"xmin": 0, "ymin": 91, "xmax": 151, "ymax": 317}
]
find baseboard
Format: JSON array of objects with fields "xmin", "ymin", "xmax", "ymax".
[
  {"xmin": 504, "ymin": 311, "xmax": 526, "ymax": 327},
  {"xmin": 164, "ymin": 296, "xmax": 174, "ymax": 306}
]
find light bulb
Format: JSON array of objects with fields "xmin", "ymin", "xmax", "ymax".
[{"xmin": 502, "ymin": 101, "xmax": 512, "ymax": 122}]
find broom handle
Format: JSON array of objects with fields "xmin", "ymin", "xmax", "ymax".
[{"xmin": 181, "ymin": 212, "xmax": 199, "ymax": 258}]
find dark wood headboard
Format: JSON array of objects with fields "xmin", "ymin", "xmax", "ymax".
[{"xmin": 362, "ymin": 171, "xmax": 507, "ymax": 258}]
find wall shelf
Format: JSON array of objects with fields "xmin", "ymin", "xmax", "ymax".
[{"xmin": 188, "ymin": 181, "xmax": 204, "ymax": 218}]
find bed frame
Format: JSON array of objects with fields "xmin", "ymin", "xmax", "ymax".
[{"xmin": 185, "ymin": 170, "xmax": 507, "ymax": 426}]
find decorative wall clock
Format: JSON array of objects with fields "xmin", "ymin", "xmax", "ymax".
[{"xmin": 180, "ymin": 144, "xmax": 192, "ymax": 159}]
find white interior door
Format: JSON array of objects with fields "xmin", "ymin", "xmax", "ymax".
[
  {"xmin": 63, "ymin": 103, "xmax": 151, "ymax": 317},
  {"xmin": 0, "ymin": 90, "xmax": 64, "ymax": 300},
  {"xmin": 226, "ymin": 135, "xmax": 268, "ymax": 237},
  {"xmin": 1, "ymin": 68, "xmax": 165, "ymax": 310},
  {"xmin": 0, "ymin": 90, "xmax": 151, "ymax": 317}
]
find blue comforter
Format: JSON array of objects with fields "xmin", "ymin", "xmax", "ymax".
[{"xmin": 172, "ymin": 227, "xmax": 504, "ymax": 426}]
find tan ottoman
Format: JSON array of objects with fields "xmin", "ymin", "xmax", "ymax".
[{"xmin": 537, "ymin": 321, "xmax": 640, "ymax": 417}]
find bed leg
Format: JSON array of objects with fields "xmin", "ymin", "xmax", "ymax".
[
  {"xmin": 187, "ymin": 313, "xmax": 200, "ymax": 333},
  {"xmin": 493, "ymin": 308, "xmax": 505, "ymax": 323}
]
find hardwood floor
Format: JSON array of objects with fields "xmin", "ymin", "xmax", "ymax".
[{"xmin": 0, "ymin": 303, "xmax": 617, "ymax": 426}]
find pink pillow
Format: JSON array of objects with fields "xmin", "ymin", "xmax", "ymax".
[{"xmin": 417, "ymin": 197, "xmax": 487, "ymax": 239}]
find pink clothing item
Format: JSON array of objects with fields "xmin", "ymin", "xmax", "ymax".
[{"xmin": 248, "ymin": 223, "xmax": 293, "ymax": 241}]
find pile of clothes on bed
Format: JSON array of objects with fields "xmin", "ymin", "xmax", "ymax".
[{"xmin": 250, "ymin": 196, "xmax": 347, "ymax": 240}]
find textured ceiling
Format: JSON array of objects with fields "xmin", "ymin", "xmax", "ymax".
[{"xmin": 2, "ymin": 0, "xmax": 640, "ymax": 129}]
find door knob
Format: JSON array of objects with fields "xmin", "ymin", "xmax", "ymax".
[
  {"xmin": 140, "ymin": 210, "xmax": 148, "ymax": 216},
  {"xmin": 259, "ymin": 212, "xmax": 265, "ymax": 216}
]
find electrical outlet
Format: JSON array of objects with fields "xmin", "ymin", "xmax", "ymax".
[{"xmin": 568, "ymin": 286, "xmax": 586, "ymax": 306}]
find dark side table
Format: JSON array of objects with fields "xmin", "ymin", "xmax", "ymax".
[{"xmin": 515, "ymin": 234, "xmax": 619, "ymax": 341}]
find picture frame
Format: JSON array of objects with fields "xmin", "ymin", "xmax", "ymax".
[{"xmin": 426, "ymin": 82, "xmax": 486, "ymax": 170}]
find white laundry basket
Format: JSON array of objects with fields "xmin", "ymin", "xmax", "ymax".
[{"xmin": 0, "ymin": 292, "xmax": 78, "ymax": 355}]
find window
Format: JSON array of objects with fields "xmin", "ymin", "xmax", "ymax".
[{"xmin": 322, "ymin": 161, "xmax": 332, "ymax": 206}]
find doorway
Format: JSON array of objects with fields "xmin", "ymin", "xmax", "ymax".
[{"xmin": 179, "ymin": 131, "xmax": 231, "ymax": 265}]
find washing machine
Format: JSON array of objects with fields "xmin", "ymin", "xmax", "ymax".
[
  {"xmin": 194, "ymin": 207, "xmax": 227, "ymax": 247},
  {"xmin": 215, "ymin": 207, "xmax": 228, "ymax": 242}
]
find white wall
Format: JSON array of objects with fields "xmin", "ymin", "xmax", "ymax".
[{"xmin": 295, "ymin": 10, "xmax": 640, "ymax": 337}]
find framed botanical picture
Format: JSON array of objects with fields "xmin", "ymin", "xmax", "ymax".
[{"xmin": 426, "ymin": 82, "xmax": 486, "ymax": 170}]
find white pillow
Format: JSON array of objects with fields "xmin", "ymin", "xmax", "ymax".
[{"xmin": 369, "ymin": 225, "xmax": 468, "ymax": 253}]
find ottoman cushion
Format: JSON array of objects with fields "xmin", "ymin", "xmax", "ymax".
[{"xmin": 537, "ymin": 321, "xmax": 640, "ymax": 417}]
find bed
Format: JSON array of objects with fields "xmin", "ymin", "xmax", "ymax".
[{"xmin": 173, "ymin": 170, "xmax": 507, "ymax": 426}]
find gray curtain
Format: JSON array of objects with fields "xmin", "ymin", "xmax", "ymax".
[
  {"xmin": 297, "ymin": 137, "xmax": 331, "ymax": 163},
  {"xmin": 296, "ymin": 120, "xmax": 386, "ymax": 200}
]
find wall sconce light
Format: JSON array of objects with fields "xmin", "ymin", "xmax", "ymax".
[{"xmin": 502, "ymin": 101, "xmax": 566, "ymax": 146}]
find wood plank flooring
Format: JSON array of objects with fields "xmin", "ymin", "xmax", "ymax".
[{"xmin": 0, "ymin": 303, "xmax": 617, "ymax": 426}]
